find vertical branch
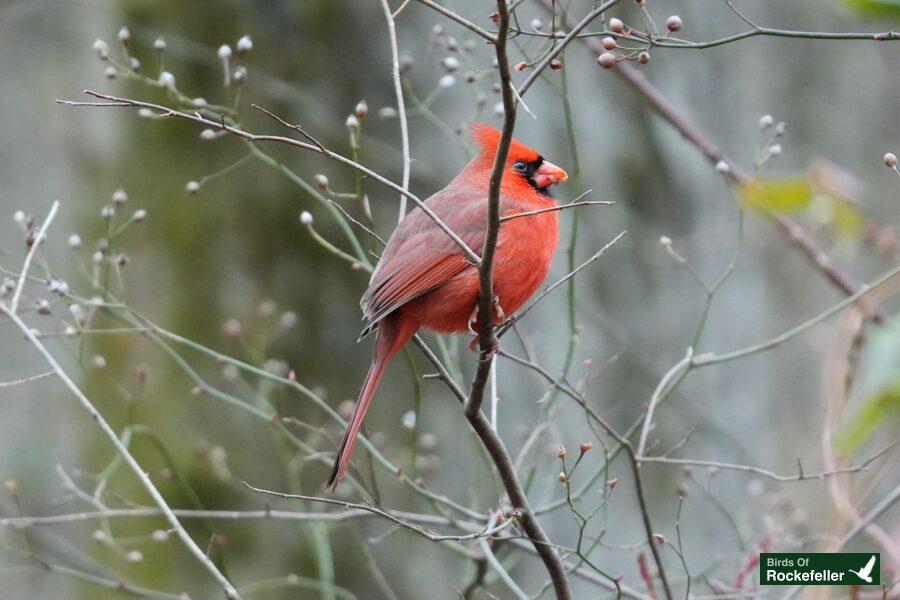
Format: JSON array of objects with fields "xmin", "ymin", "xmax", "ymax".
[
  {"xmin": 9, "ymin": 201, "xmax": 59, "ymax": 314},
  {"xmin": 379, "ymin": 0, "xmax": 411, "ymax": 222},
  {"xmin": 462, "ymin": 2, "xmax": 572, "ymax": 598}
]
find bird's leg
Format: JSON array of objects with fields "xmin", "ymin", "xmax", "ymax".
[{"xmin": 467, "ymin": 295, "xmax": 503, "ymax": 355}]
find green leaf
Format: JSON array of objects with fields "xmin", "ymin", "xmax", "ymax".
[
  {"xmin": 835, "ymin": 383, "xmax": 900, "ymax": 456},
  {"xmin": 740, "ymin": 178, "xmax": 813, "ymax": 214},
  {"xmin": 845, "ymin": 0, "xmax": 900, "ymax": 18}
]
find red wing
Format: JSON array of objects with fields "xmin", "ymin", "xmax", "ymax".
[{"xmin": 359, "ymin": 182, "xmax": 488, "ymax": 337}]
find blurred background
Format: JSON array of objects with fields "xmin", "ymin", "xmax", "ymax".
[{"xmin": 0, "ymin": 0, "xmax": 898, "ymax": 598}]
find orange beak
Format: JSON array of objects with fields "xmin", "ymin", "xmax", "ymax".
[{"xmin": 532, "ymin": 160, "xmax": 569, "ymax": 189}]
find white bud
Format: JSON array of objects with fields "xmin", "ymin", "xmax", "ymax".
[
  {"xmin": 438, "ymin": 74, "xmax": 456, "ymax": 89},
  {"xmin": 493, "ymin": 102, "xmax": 504, "ymax": 116},
  {"xmin": 601, "ymin": 36, "xmax": 617, "ymax": 50},
  {"xmin": 158, "ymin": 71, "xmax": 176, "ymax": 89},
  {"xmin": 68, "ymin": 234, "xmax": 82, "ymax": 249},
  {"xmin": 884, "ymin": 152, "xmax": 897, "ymax": 168},
  {"xmin": 118, "ymin": 26, "xmax": 131, "ymax": 44},
  {"xmin": 345, "ymin": 114, "xmax": 359, "ymax": 129},
  {"xmin": 279, "ymin": 311, "xmax": 298, "ymax": 329},
  {"xmin": 768, "ymin": 144, "xmax": 782, "ymax": 157},
  {"xmin": 130, "ymin": 57, "xmax": 141, "ymax": 70},
  {"xmin": 92, "ymin": 39, "xmax": 109, "ymax": 59},
  {"xmin": 355, "ymin": 101, "xmax": 368, "ymax": 120},
  {"xmin": 441, "ymin": 56, "xmax": 460, "ymax": 72},
  {"xmin": 218, "ymin": 44, "xmax": 232, "ymax": 60},
  {"xmin": 314, "ymin": 174, "xmax": 329, "ymax": 189},
  {"xmin": 92, "ymin": 251, "xmax": 104, "ymax": 265},
  {"xmin": 112, "ymin": 188, "xmax": 128, "ymax": 205},
  {"xmin": 774, "ymin": 122, "xmax": 787, "ymax": 136},
  {"xmin": 64, "ymin": 326, "xmax": 78, "ymax": 337},
  {"xmin": 715, "ymin": 160, "xmax": 730, "ymax": 174},
  {"xmin": 151, "ymin": 529, "xmax": 169, "ymax": 543},
  {"xmin": 200, "ymin": 129, "xmax": 217, "ymax": 141},
  {"xmin": 192, "ymin": 97, "xmax": 208, "ymax": 108},
  {"xmin": 92, "ymin": 355, "xmax": 107, "ymax": 369},
  {"xmin": 299, "ymin": 211, "xmax": 313, "ymax": 225},
  {"xmin": 153, "ymin": 37, "xmax": 167, "ymax": 51},
  {"xmin": 100, "ymin": 205, "xmax": 115, "ymax": 220},
  {"xmin": 126, "ymin": 550, "xmax": 143, "ymax": 564},
  {"xmin": 758, "ymin": 114, "xmax": 774, "ymax": 130},
  {"xmin": 597, "ymin": 53, "xmax": 617, "ymax": 69},
  {"xmin": 659, "ymin": 235, "xmax": 672, "ymax": 246},
  {"xmin": 92, "ymin": 529, "xmax": 107, "ymax": 543},
  {"xmin": 665, "ymin": 15, "xmax": 683, "ymax": 32},
  {"xmin": 35, "ymin": 299, "xmax": 51, "ymax": 315},
  {"xmin": 185, "ymin": 181, "xmax": 200, "ymax": 194},
  {"xmin": 530, "ymin": 18, "xmax": 543, "ymax": 30},
  {"xmin": 104, "ymin": 66, "xmax": 117, "ymax": 80},
  {"xmin": 236, "ymin": 35, "xmax": 253, "ymax": 54},
  {"xmin": 402, "ymin": 410, "xmax": 416, "ymax": 430},
  {"xmin": 233, "ymin": 67, "xmax": 246, "ymax": 83},
  {"xmin": 138, "ymin": 108, "xmax": 154, "ymax": 119},
  {"xmin": 608, "ymin": 18, "xmax": 625, "ymax": 33},
  {"xmin": 13, "ymin": 211, "xmax": 25, "ymax": 225},
  {"xmin": 379, "ymin": 106, "xmax": 398, "ymax": 120},
  {"xmin": 132, "ymin": 209, "xmax": 147, "ymax": 222}
]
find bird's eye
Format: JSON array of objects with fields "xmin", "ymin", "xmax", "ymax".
[{"xmin": 513, "ymin": 161, "xmax": 527, "ymax": 172}]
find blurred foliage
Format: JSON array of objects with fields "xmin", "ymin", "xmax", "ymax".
[
  {"xmin": 845, "ymin": 0, "xmax": 900, "ymax": 18},
  {"xmin": 740, "ymin": 177, "xmax": 813, "ymax": 213}
]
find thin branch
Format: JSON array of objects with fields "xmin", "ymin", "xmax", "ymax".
[
  {"xmin": 413, "ymin": 0, "xmax": 497, "ymax": 42},
  {"xmin": 0, "ymin": 305, "xmax": 243, "ymax": 600},
  {"xmin": 637, "ymin": 347, "xmax": 694, "ymax": 458},
  {"xmin": 498, "ymin": 231, "xmax": 626, "ymax": 337},
  {"xmin": 59, "ymin": 92, "xmax": 481, "ymax": 266},
  {"xmin": 8, "ymin": 200, "xmax": 59, "ymax": 314},
  {"xmin": 243, "ymin": 482, "xmax": 515, "ymax": 543},
  {"xmin": 499, "ymin": 199, "xmax": 613, "ymax": 223},
  {"xmin": 692, "ymin": 262, "xmax": 900, "ymax": 368},
  {"xmin": 0, "ymin": 371, "xmax": 54, "ymax": 388},
  {"xmin": 638, "ymin": 442, "xmax": 897, "ymax": 482},
  {"xmin": 379, "ymin": 0, "xmax": 412, "ymax": 222}
]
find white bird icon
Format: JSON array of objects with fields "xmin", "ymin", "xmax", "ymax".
[{"xmin": 848, "ymin": 555, "xmax": 877, "ymax": 583}]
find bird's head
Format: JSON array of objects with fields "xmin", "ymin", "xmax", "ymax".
[{"xmin": 470, "ymin": 124, "xmax": 568, "ymax": 193}]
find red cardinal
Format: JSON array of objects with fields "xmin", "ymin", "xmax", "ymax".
[{"xmin": 326, "ymin": 124, "xmax": 568, "ymax": 491}]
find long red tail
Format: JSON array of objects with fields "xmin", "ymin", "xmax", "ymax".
[{"xmin": 325, "ymin": 315, "xmax": 415, "ymax": 492}]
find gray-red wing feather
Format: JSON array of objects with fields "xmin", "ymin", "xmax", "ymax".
[{"xmin": 360, "ymin": 181, "xmax": 492, "ymax": 337}]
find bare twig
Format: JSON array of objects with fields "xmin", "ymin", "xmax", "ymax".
[
  {"xmin": 379, "ymin": 0, "xmax": 412, "ymax": 222},
  {"xmin": 499, "ymin": 199, "xmax": 612, "ymax": 223},
  {"xmin": 0, "ymin": 371, "xmax": 54, "ymax": 388},
  {"xmin": 638, "ymin": 442, "xmax": 897, "ymax": 482},
  {"xmin": 8, "ymin": 200, "xmax": 59, "ymax": 314},
  {"xmin": 637, "ymin": 347, "xmax": 694, "ymax": 458},
  {"xmin": 243, "ymin": 482, "xmax": 514, "ymax": 543},
  {"xmin": 413, "ymin": 0, "xmax": 496, "ymax": 42}
]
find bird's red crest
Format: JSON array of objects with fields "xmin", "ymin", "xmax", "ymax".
[{"xmin": 470, "ymin": 123, "xmax": 541, "ymax": 165}]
